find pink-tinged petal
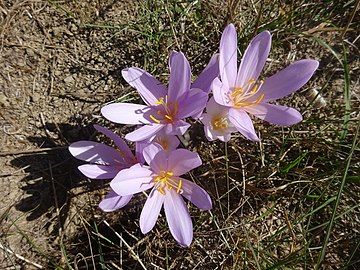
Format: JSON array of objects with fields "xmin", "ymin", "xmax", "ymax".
[
  {"xmin": 212, "ymin": 77, "xmax": 231, "ymax": 107},
  {"xmin": 110, "ymin": 164, "xmax": 154, "ymax": 196},
  {"xmin": 206, "ymin": 96, "xmax": 230, "ymax": 116},
  {"xmin": 164, "ymin": 189, "xmax": 193, "ymax": 247},
  {"xmin": 236, "ymin": 31, "xmax": 271, "ymax": 87},
  {"xmin": 94, "ymin": 125, "xmax": 135, "ymax": 163},
  {"xmin": 168, "ymin": 52, "xmax": 191, "ymax": 102},
  {"xmin": 181, "ymin": 178, "xmax": 212, "ymax": 210},
  {"xmin": 140, "ymin": 189, "xmax": 165, "ymax": 234},
  {"xmin": 122, "ymin": 67, "xmax": 167, "ymax": 106},
  {"xmin": 125, "ymin": 124, "xmax": 164, "ymax": 142},
  {"xmin": 143, "ymin": 143, "xmax": 162, "ymax": 166},
  {"xmin": 78, "ymin": 164, "xmax": 119, "ymax": 179},
  {"xmin": 69, "ymin": 141, "xmax": 121, "ymax": 165},
  {"xmin": 164, "ymin": 120, "xmax": 191, "ymax": 136},
  {"xmin": 177, "ymin": 89, "xmax": 208, "ymax": 119},
  {"xmin": 228, "ymin": 108, "xmax": 259, "ymax": 141},
  {"xmin": 192, "ymin": 53, "xmax": 220, "ymax": 93},
  {"xmin": 244, "ymin": 103, "xmax": 302, "ymax": 126},
  {"xmin": 168, "ymin": 149, "xmax": 202, "ymax": 176},
  {"xmin": 99, "ymin": 190, "xmax": 132, "ymax": 212},
  {"xmin": 219, "ymin": 24, "xmax": 238, "ymax": 87},
  {"xmin": 260, "ymin": 59, "xmax": 319, "ymax": 102},
  {"xmin": 101, "ymin": 103, "xmax": 150, "ymax": 125},
  {"xmin": 153, "ymin": 134, "xmax": 180, "ymax": 151}
]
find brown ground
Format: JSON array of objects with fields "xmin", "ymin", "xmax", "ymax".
[{"xmin": 0, "ymin": 0, "xmax": 359, "ymax": 269}]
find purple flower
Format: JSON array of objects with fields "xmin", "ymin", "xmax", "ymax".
[
  {"xmin": 69, "ymin": 124, "xmax": 141, "ymax": 212},
  {"xmin": 200, "ymin": 97, "xmax": 237, "ymax": 142},
  {"xmin": 110, "ymin": 147, "xmax": 212, "ymax": 247},
  {"xmin": 213, "ymin": 24, "xmax": 319, "ymax": 141},
  {"xmin": 101, "ymin": 52, "xmax": 209, "ymax": 142}
]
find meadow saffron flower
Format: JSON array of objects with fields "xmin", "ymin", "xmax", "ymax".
[
  {"xmin": 110, "ymin": 147, "xmax": 212, "ymax": 246},
  {"xmin": 69, "ymin": 124, "xmax": 141, "ymax": 212},
  {"xmin": 137, "ymin": 129, "xmax": 180, "ymax": 156},
  {"xmin": 101, "ymin": 51, "xmax": 209, "ymax": 142},
  {"xmin": 200, "ymin": 97, "xmax": 237, "ymax": 142},
  {"xmin": 213, "ymin": 24, "xmax": 319, "ymax": 141}
]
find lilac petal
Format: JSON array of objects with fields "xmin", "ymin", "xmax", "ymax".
[
  {"xmin": 143, "ymin": 143, "xmax": 162, "ymax": 166},
  {"xmin": 78, "ymin": 164, "xmax": 120, "ymax": 179},
  {"xmin": 101, "ymin": 103, "xmax": 151, "ymax": 125},
  {"xmin": 110, "ymin": 164, "xmax": 154, "ymax": 196},
  {"xmin": 164, "ymin": 189, "xmax": 193, "ymax": 247},
  {"xmin": 219, "ymin": 24, "xmax": 238, "ymax": 87},
  {"xmin": 69, "ymin": 141, "xmax": 122, "ymax": 165},
  {"xmin": 163, "ymin": 120, "xmax": 191, "ymax": 136},
  {"xmin": 168, "ymin": 50, "xmax": 179, "ymax": 70},
  {"xmin": 192, "ymin": 53, "xmax": 220, "ymax": 93},
  {"xmin": 168, "ymin": 52, "xmax": 191, "ymax": 102},
  {"xmin": 150, "ymin": 150, "xmax": 169, "ymax": 174},
  {"xmin": 244, "ymin": 103, "xmax": 302, "ymax": 126},
  {"xmin": 206, "ymin": 96, "xmax": 230, "ymax": 116},
  {"xmin": 125, "ymin": 124, "xmax": 164, "ymax": 142},
  {"xmin": 99, "ymin": 190, "xmax": 132, "ymax": 212},
  {"xmin": 260, "ymin": 59, "xmax": 319, "ymax": 102},
  {"xmin": 135, "ymin": 141, "xmax": 147, "ymax": 165},
  {"xmin": 177, "ymin": 89, "xmax": 208, "ymax": 119},
  {"xmin": 153, "ymin": 134, "xmax": 180, "ymax": 151},
  {"xmin": 212, "ymin": 77, "xmax": 231, "ymax": 107},
  {"xmin": 236, "ymin": 31, "xmax": 271, "ymax": 87},
  {"xmin": 181, "ymin": 178, "xmax": 212, "ymax": 210},
  {"xmin": 94, "ymin": 125, "xmax": 135, "ymax": 164},
  {"xmin": 140, "ymin": 189, "xmax": 165, "ymax": 234},
  {"xmin": 168, "ymin": 149, "xmax": 202, "ymax": 176},
  {"xmin": 228, "ymin": 108, "xmax": 259, "ymax": 141},
  {"xmin": 122, "ymin": 67, "xmax": 167, "ymax": 106}
]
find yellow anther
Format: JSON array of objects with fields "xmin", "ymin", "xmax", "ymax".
[
  {"xmin": 150, "ymin": 115, "xmax": 161, "ymax": 124},
  {"xmin": 176, "ymin": 179, "xmax": 183, "ymax": 193},
  {"xmin": 164, "ymin": 114, "xmax": 173, "ymax": 121},
  {"xmin": 155, "ymin": 97, "xmax": 165, "ymax": 105},
  {"xmin": 211, "ymin": 116, "xmax": 228, "ymax": 131}
]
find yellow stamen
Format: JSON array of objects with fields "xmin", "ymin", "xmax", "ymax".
[
  {"xmin": 149, "ymin": 115, "xmax": 161, "ymax": 124},
  {"xmin": 153, "ymin": 171, "xmax": 182, "ymax": 195},
  {"xmin": 155, "ymin": 97, "xmax": 165, "ymax": 105},
  {"xmin": 164, "ymin": 114, "xmax": 173, "ymax": 121},
  {"xmin": 211, "ymin": 116, "xmax": 228, "ymax": 131},
  {"xmin": 176, "ymin": 179, "xmax": 183, "ymax": 193}
]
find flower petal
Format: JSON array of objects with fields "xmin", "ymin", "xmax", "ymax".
[
  {"xmin": 192, "ymin": 53, "xmax": 220, "ymax": 93},
  {"xmin": 168, "ymin": 52, "xmax": 191, "ymax": 102},
  {"xmin": 143, "ymin": 143, "xmax": 162, "ymax": 166},
  {"xmin": 78, "ymin": 164, "xmax": 119, "ymax": 179},
  {"xmin": 236, "ymin": 31, "xmax": 271, "ymax": 87},
  {"xmin": 69, "ymin": 141, "xmax": 121, "ymax": 165},
  {"xmin": 260, "ymin": 59, "xmax": 319, "ymax": 102},
  {"xmin": 135, "ymin": 141, "xmax": 147, "ymax": 165},
  {"xmin": 219, "ymin": 24, "xmax": 238, "ymax": 87},
  {"xmin": 163, "ymin": 120, "xmax": 191, "ymax": 136},
  {"xmin": 99, "ymin": 190, "xmax": 132, "ymax": 212},
  {"xmin": 168, "ymin": 149, "xmax": 202, "ymax": 176},
  {"xmin": 177, "ymin": 88, "xmax": 208, "ymax": 119},
  {"xmin": 212, "ymin": 77, "xmax": 231, "ymax": 107},
  {"xmin": 244, "ymin": 103, "xmax": 302, "ymax": 126},
  {"xmin": 125, "ymin": 124, "xmax": 164, "ymax": 142},
  {"xmin": 164, "ymin": 189, "xmax": 193, "ymax": 247},
  {"xmin": 94, "ymin": 124, "xmax": 135, "ymax": 164},
  {"xmin": 181, "ymin": 178, "xmax": 212, "ymax": 210},
  {"xmin": 228, "ymin": 108, "xmax": 259, "ymax": 141},
  {"xmin": 101, "ymin": 103, "xmax": 151, "ymax": 125},
  {"xmin": 140, "ymin": 189, "xmax": 165, "ymax": 234},
  {"xmin": 149, "ymin": 150, "xmax": 169, "ymax": 174},
  {"xmin": 110, "ymin": 164, "xmax": 154, "ymax": 196},
  {"xmin": 122, "ymin": 67, "xmax": 167, "ymax": 106}
]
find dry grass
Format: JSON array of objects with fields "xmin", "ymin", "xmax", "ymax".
[{"xmin": 0, "ymin": 0, "xmax": 359, "ymax": 269}]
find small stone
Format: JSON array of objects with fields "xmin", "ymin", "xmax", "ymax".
[
  {"xmin": 0, "ymin": 93, "xmax": 8, "ymax": 106},
  {"xmin": 64, "ymin": 75, "xmax": 75, "ymax": 84}
]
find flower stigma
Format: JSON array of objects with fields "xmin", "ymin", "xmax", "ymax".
[
  {"xmin": 153, "ymin": 170, "xmax": 183, "ymax": 195},
  {"xmin": 149, "ymin": 96, "xmax": 179, "ymax": 124},
  {"xmin": 228, "ymin": 78, "xmax": 265, "ymax": 108}
]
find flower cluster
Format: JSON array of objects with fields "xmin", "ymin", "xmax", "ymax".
[{"xmin": 69, "ymin": 24, "xmax": 318, "ymax": 246}]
